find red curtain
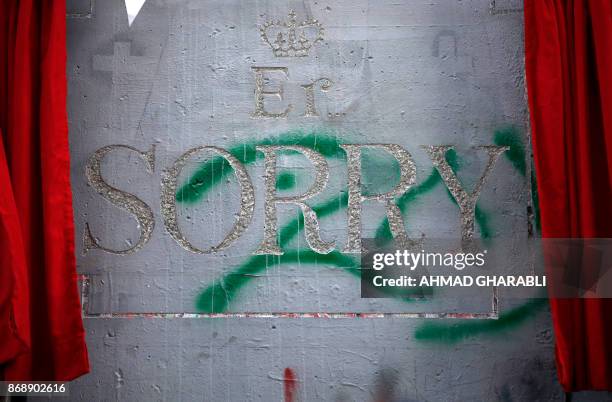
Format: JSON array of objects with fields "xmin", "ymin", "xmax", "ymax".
[
  {"xmin": 525, "ymin": 0, "xmax": 612, "ymax": 391},
  {"xmin": 0, "ymin": 0, "xmax": 89, "ymax": 380}
]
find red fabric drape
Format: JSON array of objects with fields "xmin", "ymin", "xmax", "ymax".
[
  {"xmin": 0, "ymin": 0, "xmax": 89, "ymax": 380},
  {"xmin": 525, "ymin": 0, "xmax": 612, "ymax": 392}
]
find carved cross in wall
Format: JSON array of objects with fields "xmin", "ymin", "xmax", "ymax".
[
  {"xmin": 92, "ymin": 42, "xmax": 157, "ymax": 136},
  {"xmin": 93, "ymin": 42, "xmax": 156, "ymax": 82}
]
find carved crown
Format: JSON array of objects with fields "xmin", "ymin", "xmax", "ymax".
[{"xmin": 260, "ymin": 10, "xmax": 324, "ymax": 57}]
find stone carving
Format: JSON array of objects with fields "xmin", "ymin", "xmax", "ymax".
[{"xmin": 260, "ymin": 10, "xmax": 324, "ymax": 57}]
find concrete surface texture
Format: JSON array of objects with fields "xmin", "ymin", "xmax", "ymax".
[{"xmin": 64, "ymin": 0, "xmax": 610, "ymax": 400}]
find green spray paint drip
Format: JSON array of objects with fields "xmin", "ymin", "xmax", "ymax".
[
  {"xmin": 493, "ymin": 126, "xmax": 541, "ymax": 233},
  {"xmin": 414, "ymin": 297, "xmax": 548, "ymax": 344},
  {"xmin": 176, "ymin": 129, "xmax": 345, "ymax": 204}
]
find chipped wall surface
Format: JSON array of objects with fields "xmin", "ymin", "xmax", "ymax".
[{"xmin": 65, "ymin": 0, "xmax": 575, "ymax": 400}]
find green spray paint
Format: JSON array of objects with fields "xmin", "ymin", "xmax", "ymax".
[
  {"xmin": 414, "ymin": 127, "xmax": 546, "ymax": 342},
  {"xmin": 414, "ymin": 297, "xmax": 548, "ymax": 344},
  {"xmin": 494, "ymin": 126, "xmax": 526, "ymax": 176},
  {"xmin": 374, "ymin": 169, "xmax": 442, "ymax": 244},
  {"xmin": 176, "ymin": 129, "xmax": 345, "ymax": 204},
  {"xmin": 186, "ymin": 127, "xmax": 548, "ymax": 346},
  {"xmin": 178, "ymin": 129, "xmax": 513, "ymax": 313},
  {"xmin": 374, "ymin": 150, "xmax": 461, "ymax": 244},
  {"xmin": 276, "ymin": 171, "xmax": 297, "ymax": 190},
  {"xmin": 196, "ymin": 192, "xmax": 351, "ymax": 312},
  {"xmin": 198, "ymin": 250, "xmax": 359, "ymax": 313},
  {"xmin": 493, "ymin": 126, "xmax": 541, "ymax": 232},
  {"xmin": 196, "ymin": 171, "xmax": 443, "ymax": 313},
  {"xmin": 371, "ymin": 148, "xmax": 492, "ymax": 243}
]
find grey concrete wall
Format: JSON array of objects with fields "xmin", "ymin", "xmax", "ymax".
[{"xmin": 64, "ymin": 0, "xmax": 591, "ymax": 400}]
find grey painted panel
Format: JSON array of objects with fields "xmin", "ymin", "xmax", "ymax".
[{"xmin": 66, "ymin": 0, "xmax": 571, "ymax": 400}]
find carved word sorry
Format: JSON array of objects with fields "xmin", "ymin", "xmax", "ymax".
[{"xmin": 84, "ymin": 144, "xmax": 508, "ymax": 256}]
